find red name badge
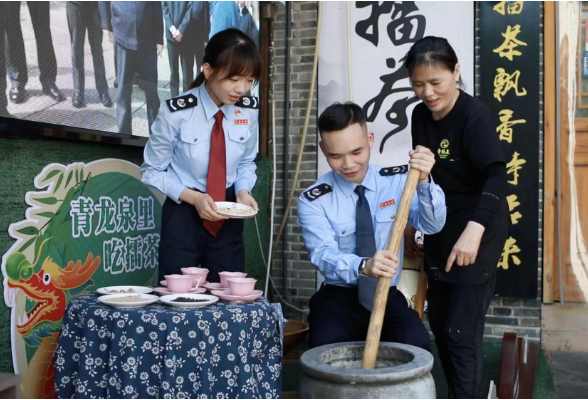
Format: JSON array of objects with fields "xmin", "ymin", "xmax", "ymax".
[
  {"xmin": 234, "ymin": 119, "xmax": 249, "ymax": 125},
  {"xmin": 380, "ymin": 199, "xmax": 396, "ymax": 208}
]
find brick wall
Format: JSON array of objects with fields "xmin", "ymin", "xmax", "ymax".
[
  {"xmin": 269, "ymin": 1, "xmax": 543, "ymax": 341},
  {"xmin": 270, "ymin": 1, "xmax": 318, "ymax": 321}
]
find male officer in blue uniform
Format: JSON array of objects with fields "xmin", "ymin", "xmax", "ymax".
[
  {"xmin": 99, "ymin": 1, "xmax": 163, "ymax": 135},
  {"xmin": 298, "ymin": 102, "xmax": 446, "ymax": 351}
]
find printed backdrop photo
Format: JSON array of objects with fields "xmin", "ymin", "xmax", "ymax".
[{"xmin": 1, "ymin": 1, "xmax": 260, "ymax": 138}]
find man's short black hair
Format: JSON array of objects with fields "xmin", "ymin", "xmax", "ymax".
[{"xmin": 318, "ymin": 102, "xmax": 367, "ymax": 137}]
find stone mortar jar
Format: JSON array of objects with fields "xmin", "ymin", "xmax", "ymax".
[{"xmin": 299, "ymin": 342, "xmax": 436, "ymax": 399}]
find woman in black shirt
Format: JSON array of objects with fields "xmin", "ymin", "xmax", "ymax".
[{"xmin": 404, "ymin": 36, "xmax": 509, "ymax": 399}]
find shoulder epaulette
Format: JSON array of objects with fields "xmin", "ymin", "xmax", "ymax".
[
  {"xmin": 166, "ymin": 93, "xmax": 197, "ymax": 112},
  {"xmin": 379, "ymin": 165, "xmax": 408, "ymax": 176},
  {"xmin": 303, "ymin": 183, "xmax": 332, "ymax": 201},
  {"xmin": 235, "ymin": 96, "xmax": 259, "ymax": 109}
]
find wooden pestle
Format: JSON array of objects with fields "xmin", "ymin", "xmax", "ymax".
[{"xmin": 361, "ymin": 168, "xmax": 421, "ymax": 369}]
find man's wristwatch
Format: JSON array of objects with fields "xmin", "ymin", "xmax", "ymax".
[{"xmin": 359, "ymin": 258, "xmax": 368, "ymax": 275}]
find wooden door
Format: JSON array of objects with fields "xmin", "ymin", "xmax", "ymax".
[{"xmin": 551, "ymin": 1, "xmax": 588, "ymax": 303}]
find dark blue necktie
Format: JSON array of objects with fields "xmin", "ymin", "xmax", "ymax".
[{"xmin": 354, "ymin": 185, "xmax": 377, "ymax": 258}]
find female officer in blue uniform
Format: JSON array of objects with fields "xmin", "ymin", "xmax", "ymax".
[{"xmin": 141, "ymin": 29, "xmax": 261, "ymax": 283}]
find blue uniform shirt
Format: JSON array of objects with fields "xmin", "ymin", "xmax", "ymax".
[
  {"xmin": 141, "ymin": 84, "xmax": 258, "ymax": 203},
  {"xmin": 298, "ymin": 164, "xmax": 447, "ymax": 288}
]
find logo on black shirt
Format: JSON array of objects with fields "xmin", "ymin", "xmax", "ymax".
[{"xmin": 438, "ymin": 139, "xmax": 450, "ymax": 159}]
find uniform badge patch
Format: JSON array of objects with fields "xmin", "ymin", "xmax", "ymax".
[
  {"xmin": 234, "ymin": 119, "xmax": 249, "ymax": 125},
  {"xmin": 379, "ymin": 165, "xmax": 408, "ymax": 176},
  {"xmin": 234, "ymin": 96, "xmax": 260, "ymax": 109},
  {"xmin": 303, "ymin": 183, "xmax": 332, "ymax": 201},
  {"xmin": 380, "ymin": 199, "xmax": 396, "ymax": 208},
  {"xmin": 235, "ymin": 110, "xmax": 242, "ymax": 117},
  {"xmin": 166, "ymin": 94, "xmax": 197, "ymax": 112}
]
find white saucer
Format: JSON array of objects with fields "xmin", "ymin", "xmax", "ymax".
[
  {"xmin": 97, "ymin": 293, "xmax": 159, "ymax": 309},
  {"xmin": 214, "ymin": 202, "xmax": 257, "ymax": 219},
  {"xmin": 97, "ymin": 286, "xmax": 153, "ymax": 295},
  {"xmin": 211, "ymin": 289, "xmax": 263, "ymax": 303}
]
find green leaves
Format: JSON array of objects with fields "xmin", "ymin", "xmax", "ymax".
[
  {"xmin": 17, "ymin": 227, "xmax": 39, "ymax": 236},
  {"xmin": 76, "ymin": 169, "xmax": 84, "ymax": 185},
  {"xmin": 65, "ymin": 170, "xmax": 74, "ymax": 188},
  {"xmin": 41, "ymin": 170, "xmax": 60, "ymax": 183},
  {"xmin": 17, "ymin": 237, "xmax": 36, "ymax": 252},
  {"xmin": 53, "ymin": 173, "xmax": 64, "ymax": 193},
  {"xmin": 36, "ymin": 212, "xmax": 56, "ymax": 219},
  {"xmin": 35, "ymin": 197, "xmax": 58, "ymax": 205},
  {"xmin": 40, "ymin": 169, "xmax": 66, "ymax": 193}
]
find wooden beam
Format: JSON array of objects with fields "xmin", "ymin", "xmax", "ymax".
[
  {"xmin": 543, "ymin": 1, "xmax": 556, "ymax": 304},
  {"xmin": 258, "ymin": 2, "xmax": 271, "ymax": 157}
]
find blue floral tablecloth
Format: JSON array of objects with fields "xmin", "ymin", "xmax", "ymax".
[{"xmin": 54, "ymin": 293, "xmax": 285, "ymax": 399}]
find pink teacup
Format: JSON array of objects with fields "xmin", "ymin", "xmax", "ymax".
[
  {"xmin": 164, "ymin": 274, "xmax": 197, "ymax": 293},
  {"xmin": 219, "ymin": 271, "xmax": 247, "ymax": 288},
  {"xmin": 181, "ymin": 267, "xmax": 209, "ymax": 287},
  {"xmin": 181, "ymin": 267, "xmax": 208, "ymax": 275},
  {"xmin": 226, "ymin": 277, "xmax": 257, "ymax": 296}
]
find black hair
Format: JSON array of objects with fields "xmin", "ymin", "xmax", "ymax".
[
  {"xmin": 404, "ymin": 36, "xmax": 465, "ymax": 89},
  {"xmin": 189, "ymin": 29, "xmax": 262, "ymax": 89},
  {"xmin": 318, "ymin": 102, "xmax": 367, "ymax": 137}
]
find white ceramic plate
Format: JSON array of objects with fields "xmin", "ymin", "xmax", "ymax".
[
  {"xmin": 97, "ymin": 293, "xmax": 159, "ymax": 309},
  {"xmin": 214, "ymin": 202, "xmax": 257, "ymax": 219},
  {"xmin": 159, "ymin": 293, "xmax": 219, "ymax": 308},
  {"xmin": 97, "ymin": 286, "xmax": 153, "ymax": 295}
]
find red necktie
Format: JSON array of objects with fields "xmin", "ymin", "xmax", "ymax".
[{"xmin": 203, "ymin": 111, "xmax": 226, "ymax": 236}]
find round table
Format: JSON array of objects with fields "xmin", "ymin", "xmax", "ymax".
[{"xmin": 54, "ymin": 293, "xmax": 285, "ymax": 399}]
